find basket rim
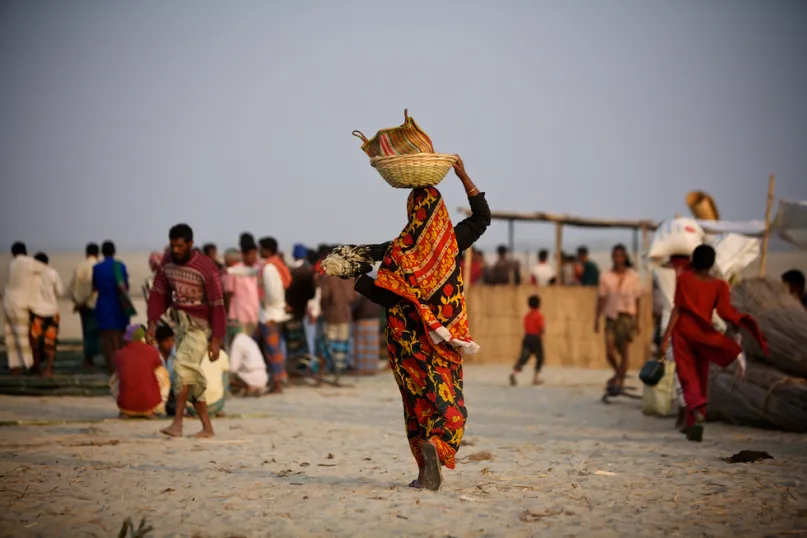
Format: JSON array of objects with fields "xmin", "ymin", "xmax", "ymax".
[{"xmin": 370, "ymin": 153, "xmax": 458, "ymax": 164}]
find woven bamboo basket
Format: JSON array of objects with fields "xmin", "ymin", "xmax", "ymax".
[
  {"xmin": 369, "ymin": 153, "xmax": 458, "ymax": 189},
  {"xmin": 686, "ymin": 191, "xmax": 720, "ymax": 220}
]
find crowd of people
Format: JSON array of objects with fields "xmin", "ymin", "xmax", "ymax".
[{"xmin": 464, "ymin": 245, "xmax": 602, "ymax": 287}]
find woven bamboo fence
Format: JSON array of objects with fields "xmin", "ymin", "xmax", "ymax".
[{"xmin": 464, "ymin": 285, "xmax": 654, "ymax": 368}]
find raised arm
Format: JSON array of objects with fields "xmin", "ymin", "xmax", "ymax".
[{"xmin": 452, "ymin": 157, "xmax": 491, "ymax": 252}]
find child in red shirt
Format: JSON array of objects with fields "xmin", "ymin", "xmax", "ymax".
[
  {"xmin": 509, "ymin": 295, "xmax": 546, "ymax": 386},
  {"xmin": 661, "ymin": 245, "xmax": 767, "ymax": 442}
]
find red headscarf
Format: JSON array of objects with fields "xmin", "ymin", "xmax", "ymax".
[{"xmin": 375, "ymin": 187, "xmax": 479, "ymax": 363}]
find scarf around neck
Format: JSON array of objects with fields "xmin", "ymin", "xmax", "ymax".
[{"xmin": 375, "ymin": 186, "xmax": 479, "ymax": 363}]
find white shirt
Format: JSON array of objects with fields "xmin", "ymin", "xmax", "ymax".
[
  {"xmin": 307, "ymin": 286, "xmax": 322, "ymax": 320},
  {"xmin": 3, "ymin": 255, "xmax": 42, "ymax": 312},
  {"xmin": 530, "ymin": 262, "xmax": 556, "ymax": 286},
  {"xmin": 229, "ymin": 333, "xmax": 269, "ymax": 388},
  {"xmin": 259, "ymin": 263, "xmax": 290, "ymax": 323},
  {"xmin": 30, "ymin": 266, "xmax": 64, "ymax": 317},
  {"xmin": 69, "ymin": 255, "xmax": 99, "ymax": 308}
]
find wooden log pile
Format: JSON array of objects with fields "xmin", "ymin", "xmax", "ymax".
[
  {"xmin": 730, "ymin": 278, "xmax": 807, "ymax": 377},
  {"xmin": 707, "ymin": 361, "xmax": 807, "ymax": 432},
  {"xmin": 707, "ymin": 278, "xmax": 807, "ymax": 432}
]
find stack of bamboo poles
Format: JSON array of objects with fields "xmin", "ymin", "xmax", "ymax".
[{"xmin": 707, "ymin": 278, "xmax": 807, "ymax": 432}]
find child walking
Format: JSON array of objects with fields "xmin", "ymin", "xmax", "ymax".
[
  {"xmin": 660, "ymin": 245, "xmax": 767, "ymax": 442},
  {"xmin": 510, "ymin": 295, "xmax": 546, "ymax": 386}
]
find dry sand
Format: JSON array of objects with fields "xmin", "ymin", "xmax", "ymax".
[{"xmin": 1, "ymin": 366, "xmax": 806, "ymax": 537}]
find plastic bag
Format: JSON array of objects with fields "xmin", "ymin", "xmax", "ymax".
[
  {"xmin": 642, "ymin": 360, "xmax": 676, "ymax": 416},
  {"xmin": 707, "ymin": 233, "xmax": 760, "ymax": 279}
]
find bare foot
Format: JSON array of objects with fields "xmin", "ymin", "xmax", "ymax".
[
  {"xmin": 42, "ymin": 370, "xmax": 54, "ymax": 378},
  {"xmin": 190, "ymin": 430, "xmax": 215, "ymax": 439},
  {"xmin": 160, "ymin": 424, "xmax": 183, "ymax": 437},
  {"xmin": 532, "ymin": 377, "xmax": 543, "ymax": 386},
  {"xmin": 214, "ymin": 411, "xmax": 226, "ymax": 418}
]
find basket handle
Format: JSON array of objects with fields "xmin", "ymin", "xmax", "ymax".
[{"xmin": 352, "ymin": 130, "xmax": 368, "ymax": 143}]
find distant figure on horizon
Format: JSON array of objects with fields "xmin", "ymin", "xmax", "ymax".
[
  {"xmin": 285, "ymin": 244, "xmax": 317, "ymax": 357},
  {"xmin": 577, "ymin": 246, "xmax": 600, "ymax": 287},
  {"xmin": 222, "ymin": 238, "xmax": 260, "ymax": 345},
  {"xmin": 509, "ymin": 294, "xmax": 546, "ymax": 386},
  {"xmin": 3, "ymin": 242, "xmax": 38, "ymax": 375},
  {"xmin": 781, "ymin": 269, "xmax": 807, "ymax": 308},
  {"xmin": 69, "ymin": 242, "xmax": 101, "ymax": 369},
  {"xmin": 560, "ymin": 253, "xmax": 579, "ymax": 285},
  {"xmin": 595, "ymin": 244, "xmax": 642, "ymax": 393},
  {"xmin": 488, "ymin": 245, "xmax": 521, "ymax": 285},
  {"xmin": 203, "ymin": 243, "xmax": 223, "ymax": 270},
  {"xmin": 93, "ymin": 240, "xmax": 132, "ymax": 373},
  {"xmin": 529, "ymin": 249, "xmax": 556, "ymax": 286},
  {"xmin": 319, "ymin": 273, "xmax": 355, "ymax": 373},
  {"xmin": 258, "ymin": 236, "xmax": 291, "ymax": 393},
  {"xmin": 30, "ymin": 252, "xmax": 63, "ymax": 377},
  {"xmin": 147, "ymin": 223, "xmax": 226, "ymax": 438}
]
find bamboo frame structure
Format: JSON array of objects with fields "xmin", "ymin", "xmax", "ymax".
[
  {"xmin": 457, "ymin": 208, "xmax": 658, "ymax": 274},
  {"xmin": 759, "ymin": 175, "xmax": 776, "ymax": 277}
]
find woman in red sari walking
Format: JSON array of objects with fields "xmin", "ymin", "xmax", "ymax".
[
  {"xmin": 660, "ymin": 245, "xmax": 767, "ymax": 442},
  {"xmin": 353, "ymin": 157, "xmax": 490, "ymax": 490}
]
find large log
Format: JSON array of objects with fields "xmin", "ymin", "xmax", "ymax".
[
  {"xmin": 707, "ymin": 361, "xmax": 807, "ymax": 432},
  {"xmin": 730, "ymin": 277, "xmax": 807, "ymax": 378}
]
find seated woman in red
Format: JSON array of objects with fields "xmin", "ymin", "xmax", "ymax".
[{"xmin": 660, "ymin": 245, "xmax": 767, "ymax": 442}]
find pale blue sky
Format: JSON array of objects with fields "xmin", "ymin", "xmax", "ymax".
[{"xmin": 1, "ymin": 0, "xmax": 806, "ymax": 253}]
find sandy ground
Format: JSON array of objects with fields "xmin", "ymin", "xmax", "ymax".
[{"xmin": 0, "ymin": 366, "xmax": 806, "ymax": 538}]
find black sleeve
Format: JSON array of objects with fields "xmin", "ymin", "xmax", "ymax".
[
  {"xmin": 367, "ymin": 242, "xmax": 392, "ymax": 262},
  {"xmin": 454, "ymin": 193, "xmax": 491, "ymax": 252},
  {"xmin": 354, "ymin": 274, "xmax": 400, "ymax": 309}
]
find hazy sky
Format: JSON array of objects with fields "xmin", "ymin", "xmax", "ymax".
[{"xmin": 1, "ymin": 0, "xmax": 806, "ymax": 253}]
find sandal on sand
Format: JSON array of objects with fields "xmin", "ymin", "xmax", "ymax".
[
  {"xmin": 408, "ymin": 479, "xmax": 424, "ymax": 489},
  {"xmin": 686, "ymin": 412, "xmax": 705, "ymax": 442},
  {"xmin": 421, "ymin": 442, "xmax": 443, "ymax": 492}
]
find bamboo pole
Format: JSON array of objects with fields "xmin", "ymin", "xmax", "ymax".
[
  {"xmin": 554, "ymin": 222, "xmax": 564, "ymax": 282},
  {"xmin": 759, "ymin": 175, "xmax": 776, "ymax": 277},
  {"xmin": 641, "ymin": 224, "xmax": 650, "ymax": 254},
  {"xmin": 464, "ymin": 246, "xmax": 473, "ymax": 291},
  {"xmin": 507, "ymin": 219, "xmax": 515, "ymax": 253}
]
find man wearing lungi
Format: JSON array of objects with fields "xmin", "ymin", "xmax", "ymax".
[
  {"xmin": 146, "ymin": 224, "xmax": 227, "ymax": 438},
  {"xmin": 3, "ymin": 242, "xmax": 41, "ymax": 375}
]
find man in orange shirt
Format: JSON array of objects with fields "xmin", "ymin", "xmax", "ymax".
[{"xmin": 509, "ymin": 295, "xmax": 546, "ymax": 386}]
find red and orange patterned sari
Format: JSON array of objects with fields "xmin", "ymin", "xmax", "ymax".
[{"xmin": 375, "ymin": 187, "xmax": 478, "ymax": 470}]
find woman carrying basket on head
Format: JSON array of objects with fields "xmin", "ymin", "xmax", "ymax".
[{"xmin": 350, "ymin": 157, "xmax": 490, "ymax": 490}]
